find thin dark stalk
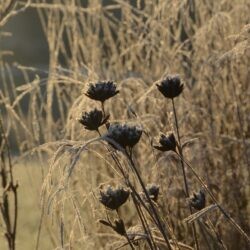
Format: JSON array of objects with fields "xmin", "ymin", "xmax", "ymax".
[
  {"xmin": 176, "ymin": 152, "xmax": 250, "ymax": 244},
  {"xmin": 124, "ymin": 232, "xmax": 135, "ymax": 250},
  {"xmin": 171, "ymin": 98, "xmax": 189, "ymax": 196},
  {"xmin": 97, "ymin": 129, "xmax": 156, "ymax": 249},
  {"xmin": 104, "ymin": 141, "xmax": 170, "ymax": 248},
  {"xmin": 0, "ymin": 118, "xmax": 18, "ymax": 250},
  {"xmin": 100, "ymin": 104, "xmax": 170, "ymax": 248},
  {"xmin": 128, "ymin": 184, "xmax": 161, "ymax": 227},
  {"xmin": 116, "ymin": 211, "xmax": 135, "ymax": 250},
  {"xmin": 171, "ymin": 98, "xmax": 200, "ymax": 250},
  {"xmin": 206, "ymin": 218, "xmax": 227, "ymax": 249},
  {"xmin": 131, "ymin": 192, "xmax": 157, "ymax": 250},
  {"xmin": 157, "ymin": 206, "xmax": 181, "ymax": 250},
  {"xmin": 126, "ymin": 152, "xmax": 172, "ymax": 250},
  {"xmin": 108, "ymin": 151, "xmax": 158, "ymax": 249},
  {"xmin": 197, "ymin": 221, "xmax": 212, "ymax": 250}
]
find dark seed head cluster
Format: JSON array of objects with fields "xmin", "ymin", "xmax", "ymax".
[
  {"xmin": 107, "ymin": 123, "xmax": 143, "ymax": 149},
  {"xmin": 154, "ymin": 133, "xmax": 177, "ymax": 152},
  {"xmin": 99, "ymin": 185, "xmax": 130, "ymax": 210},
  {"xmin": 190, "ymin": 190, "xmax": 206, "ymax": 210},
  {"xmin": 85, "ymin": 81, "xmax": 119, "ymax": 103},
  {"xmin": 156, "ymin": 75, "xmax": 184, "ymax": 99},
  {"xmin": 146, "ymin": 183, "xmax": 160, "ymax": 202},
  {"xmin": 79, "ymin": 108, "xmax": 109, "ymax": 131}
]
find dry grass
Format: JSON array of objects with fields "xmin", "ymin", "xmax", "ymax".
[
  {"xmin": 0, "ymin": 0, "xmax": 250, "ymax": 249},
  {"xmin": 0, "ymin": 161, "xmax": 53, "ymax": 250}
]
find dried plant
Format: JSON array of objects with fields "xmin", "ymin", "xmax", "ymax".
[
  {"xmin": 0, "ymin": 118, "xmax": 18, "ymax": 250},
  {"xmin": 0, "ymin": 0, "xmax": 249, "ymax": 249}
]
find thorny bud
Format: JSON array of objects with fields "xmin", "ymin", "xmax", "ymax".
[
  {"xmin": 106, "ymin": 123, "xmax": 142, "ymax": 149},
  {"xmin": 156, "ymin": 75, "xmax": 184, "ymax": 99},
  {"xmin": 146, "ymin": 183, "xmax": 160, "ymax": 202},
  {"xmin": 79, "ymin": 108, "xmax": 109, "ymax": 131},
  {"xmin": 99, "ymin": 185, "xmax": 130, "ymax": 210},
  {"xmin": 154, "ymin": 133, "xmax": 177, "ymax": 152},
  {"xmin": 190, "ymin": 190, "xmax": 206, "ymax": 210},
  {"xmin": 85, "ymin": 81, "xmax": 119, "ymax": 103}
]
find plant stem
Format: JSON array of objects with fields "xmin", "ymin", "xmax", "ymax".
[
  {"xmin": 101, "ymin": 102, "xmax": 106, "ymax": 117},
  {"xmin": 127, "ymin": 152, "xmax": 172, "ymax": 250},
  {"xmin": 171, "ymin": 98, "xmax": 189, "ymax": 196},
  {"xmin": 177, "ymin": 153, "xmax": 250, "ymax": 244},
  {"xmin": 171, "ymin": 98, "xmax": 199, "ymax": 250},
  {"xmin": 97, "ymin": 129, "xmax": 156, "ymax": 249},
  {"xmin": 0, "ymin": 118, "xmax": 18, "ymax": 250},
  {"xmin": 116, "ymin": 211, "xmax": 135, "ymax": 250},
  {"xmin": 130, "ymin": 189, "xmax": 157, "ymax": 250}
]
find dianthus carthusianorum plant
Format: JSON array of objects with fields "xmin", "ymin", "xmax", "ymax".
[{"xmin": 43, "ymin": 78, "xmax": 250, "ymax": 249}]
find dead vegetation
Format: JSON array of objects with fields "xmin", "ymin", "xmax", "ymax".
[{"xmin": 0, "ymin": 0, "xmax": 250, "ymax": 249}]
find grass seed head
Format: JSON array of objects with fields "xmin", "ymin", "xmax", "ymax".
[
  {"xmin": 156, "ymin": 75, "xmax": 184, "ymax": 99},
  {"xmin": 85, "ymin": 81, "xmax": 119, "ymax": 103}
]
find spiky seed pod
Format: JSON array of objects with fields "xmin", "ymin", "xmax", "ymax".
[
  {"xmin": 99, "ymin": 185, "xmax": 130, "ymax": 210},
  {"xmin": 79, "ymin": 108, "xmax": 109, "ymax": 131},
  {"xmin": 107, "ymin": 123, "xmax": 142, "ymax": 149},
  {"xmin": 154, "ymin": 133, "xmax": 177, "ymax": 152},
  {"xmin": 85, "ymin": 81, "xmax": 119, "ymax": 102},
  {"xmin": 146, "ymin": 183, "xmax": 160, "ymax": 202},
  {"xmin": 156, "ymin": 75, "xmax": 184, "ymax": 99},
  {"xmin": 190, "ymin": 190, "xmax": 206, "ymax": 210}
]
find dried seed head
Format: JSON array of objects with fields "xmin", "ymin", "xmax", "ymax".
[
  {"xmin": 156, "ymin": 75, "xmax": 184, "ymax": 99},
  {"xmin": 154, "ymin": 133, "xmax": 177, "ymax": 152},
  {"xmin": 113, "ymin": 219, "xmax": 126, "ymax": 236},
  {"xmin": 107, "ymin": 123, "xmax": 142, "ymax": 149},
  {"xmin": 79, "ymin": 108, "xmax": 109, "ymax": 131},
  {"xmin": 85, "ymin": 81, "xmax": 119, "ymax": 102},
  {"xmin": 99, "ymin": 185, "xmax": 130, "ymax": 210},
  {"xmin": 99, "ymin": 219, "xmax": 126, "ymax": 236},
  {"xmin": 146, "ymin": 183, "xmax": 160, "ymax": 202},
  {"xmin": 190, "ymin": 190, "xmax": 206, "ymax": 210}
]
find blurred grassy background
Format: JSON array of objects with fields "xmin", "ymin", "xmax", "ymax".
[{"xmin": 0, "ymin": 161, "xmax": 52, "ymax": 250}]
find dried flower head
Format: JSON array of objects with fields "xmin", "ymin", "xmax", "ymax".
[
  {"xmin": 79, "ymin": 108, "xmax": 109, "ymax": 131},
  {"xmin": 156, "ymin": 75, "xmax": 183, "ymax": 99},
  {"xmin": 99, "ymin": 185, "xmax": 130, "ymax": 210},
  {"xmin": 146, "ymin": 183, "xmax": 160, "ymax": 202},
  {"xmin": 107, "ymin": 123, "xmax": 142, "ymax": 149},
  {"xmin": 190, "ymin": 190, "xmax": 206, "ymax": 210},
  {"xmin": 85, "ymin": 81, "xmax": 119, "ymax": 102},
  {"xmin": 154, "ymin": 133, "xmax": 177, "ymax": 152}
]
